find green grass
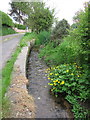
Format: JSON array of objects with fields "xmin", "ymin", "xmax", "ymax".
[
  {"xmin": 2, "ymin": 97, "xmax": 11, "ymax": 118},
  {"xmin": 2, "ymin": 46, "xmax": 21, "ymax": 97}
]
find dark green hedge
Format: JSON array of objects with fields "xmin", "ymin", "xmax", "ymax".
[
  {"xmin": 14, "ymin": 23, "xmax": 26, "ymax": 30},
  {"xmin": 0, "ymin": 11, "xmax": 14, "ymax": 27},
  {"xmin": 1, "ymin": 26, "xmax": 16, "ymax": 36}
]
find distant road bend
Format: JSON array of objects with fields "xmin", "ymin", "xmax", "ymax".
[{"xmin": 0, "ymin": 33, "xmax": 24, "ymax": 69}]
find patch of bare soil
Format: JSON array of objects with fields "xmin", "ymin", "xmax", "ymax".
[{"xmin": 6, "ymin": 67, "xmax": 35, "ymax": 118}]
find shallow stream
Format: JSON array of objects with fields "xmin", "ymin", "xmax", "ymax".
[{"xmin": 26, "ymin": 48, "xmax": 73, "ymax": 118}]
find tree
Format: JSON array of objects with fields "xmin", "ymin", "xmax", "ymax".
[
  {"xmin": 51, "ymin": 19, "xmax": 70, "ymax": 40},
  {"xmin": 9, "ymin": 2, "xmax": 28, "ymax": 24},
  {"xmin": 25, "ymin": 2, "xmax": 54, "ymax": 33},
  {"xmin": 9, "ymin": 1, "xmax": 54, "ymax": 33}
]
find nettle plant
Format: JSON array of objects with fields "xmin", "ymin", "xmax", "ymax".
[{"xmin": 47, "ymin": 63, "xmax": 89, "ymax": 118}]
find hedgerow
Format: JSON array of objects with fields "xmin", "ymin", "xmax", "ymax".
[{"xmin": 1, "ymin": 11, "xmax": 14, "ymax": 27}]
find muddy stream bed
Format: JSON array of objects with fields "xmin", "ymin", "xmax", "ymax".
[{"xmin": 26, "ymin": 48, "xmax": 74, "ymax": 118}]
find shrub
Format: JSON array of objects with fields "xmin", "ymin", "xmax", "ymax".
[
  {"xmin": 51, "ymin": 19, "xmax": 70, "ymax": 43},
  {"xmin": 35, "ymin": 31, "xmax": 51, "ymax": 46},
  {"xmin": 39, "ymin": 42, "xmax": 55, "ymax": 58},
  {"xmin": 39, "ymin": 33, "xmax": 83, "ymax": 66},
  {"xmin": 55, "ymin": 34, "xmax": 82, "ymax": 64},
  {"xmin": 14, "ymin": 23, "xmax": 26, "ymax": 30},
  {"xmin": 2, "ymin": 26, "xmax": 16, "ymax": 36},
  {"xmin": 47, "ymin": 63, "xmax": 89, "ymax": 118},
  {"xmin": 1, "ymin": 11, "xmax": 14, "ymax": 27}
]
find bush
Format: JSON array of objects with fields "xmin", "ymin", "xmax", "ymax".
[
  {"xmin": 51, "ymin": 19, "xmax": 70, "ymax": 42},
  {"xmin": 47, "ymin": 64, "xmax": 89, "ymax": 118},
  {"xmin": 20, "ymin": 32, "xmax": 38, "ymax": 47},
  {"xmin": 39, "ymin": 3, "xmax": 90, "ymax": 119},
  {"xmin": 1, "ymin": 26, "xmax": 16, "ymax": 36},
  {"xmin": 35, "ymin": 31, "xmax": 51, "ymax": 46},
  {"xmin": 14, "ymin": 23, "xmax": 26, "ymax": 30},
  {"xmin": 39, "ymin": 33, "xmax": 82, "ymax": 66},
  {"xmin": 1, "ymin": 11, "xmax": 14, "ymax": 27}
]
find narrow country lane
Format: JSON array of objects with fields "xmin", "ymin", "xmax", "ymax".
[
  {"xmin": 27, "ymin": 49, "xmax": 73, "ymax": 118},
  {"xmin": 0, "ymin": 33, "xmax": 24, "ymax": 69}
]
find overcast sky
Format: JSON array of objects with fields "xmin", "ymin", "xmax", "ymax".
[{"xmin": 0, "ymin": 0, "xmax": 89, "ymax": 25}]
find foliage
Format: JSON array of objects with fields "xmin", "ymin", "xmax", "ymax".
[
  {"xmin": 14, "ymin": 23, "xmax": 26, "ymax": 30},
  {"xmin": 35, "ymin": 31, "xmax": 51, "ymax": 46},
  {"xmin": 9, "ymin": 2, "xmax": 27, "ymax": 24},
  {"xmin": 47, "ymin": 64, "xmax": 89, "ymax": 118},
  {"xmin": 39, "ymin": 2, "xmax": 90, "ymax": 67},
  {"xmin": 1, "ymin": 11, "xmax": 14, "ymax": 27},
  {"xmin": 39, "ymin": 34, "xmax": 82, "ymax": 66},
  {"xmin": 39, "ymin": 42, "xmax": 56, "ymax": 65},
  {"xmin": 1, "ymin": 26, "xmax": 16, "ymax": 36},
  {"xmin": 66, "ymin": 95, "xmax": 89, "ymax": 119},
  {"xmin": 26, "ymin": 2, "xmax": 54, "ymax": 33},
  {"xmin": 9, "ymin": 2, "xmax": 54, "ymax": 33},
  {"xmin": 73, "ymin": 2, "xmax": 90, "ymax": 66},
  {"xmin": 0, "ymin": 11, "xmax": 16, "ymax": 36},
  {"xmin": 38, "ymin": 2, "xmax": 90, "ymax": 119},
  {"xmin": 2, "ymin": 97, "xmax": 11, "ymax": 118},
  {"xmin": 51, "ymin": 19, "xmax": 70, "ymax": 42}
]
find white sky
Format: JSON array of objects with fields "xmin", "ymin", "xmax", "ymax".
[{"xmin": 0, "ymin": 0, "xmax": 89, "ymax": 25}]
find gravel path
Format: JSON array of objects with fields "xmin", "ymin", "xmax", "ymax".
[{"xmin": 27, "ymin": 49, "xmax": 73, "ymax": 118}]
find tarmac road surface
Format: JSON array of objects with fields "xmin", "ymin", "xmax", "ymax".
[{"xmin": 0, "ymin": 33, "xmax": 24, "ymax": 69}]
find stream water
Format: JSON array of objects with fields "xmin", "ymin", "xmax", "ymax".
[{"xmin": 26, "ymin": 48, "xmax": 73, "ymax": 118}]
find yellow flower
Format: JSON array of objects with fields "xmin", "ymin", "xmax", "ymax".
[
  {"xmin": 55, "ymin": 73, "xmax": 59, "ymax": 76},
  {"xmin": 50, "ymin": 73, "xmax": 53, "ymax": 75},
  {"xmin": 71, "ymin": 73, "xmax": 74, "ymax": 75},
  {"xmin": 48, "ymin": 83, "xmax": 53, "ymax": 85},
  {"xmin": 58, "ymin": 81, "xmax": 60, "ymax": 83},
  {"xmin": 77, "ymin": 75, "xmax": 80, "ymax": 77},
  {"xmin": 56, "ymin": 80, "xmax": 58, "ymax": 82},
  {"xmin": 49, "ymin": 84, "xmax": 53, "ymax": 86},
  {"xmin": 53, "ymin": 81, "xmax": 55, "ymax": 83},
  {"xmin": 66, "ymin": 70, "xmax": 69, "ymax": 72},
  {"xmin": 48, "ymin": 77, "xmax": 51, "ymax": 80},
  {"xmin": 54, "ymin": 83, "xmax": 56, "ymax": 86},
  {"xmin": 60, "ymin": 81, "xmax": 65, "ymax": 85}
]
